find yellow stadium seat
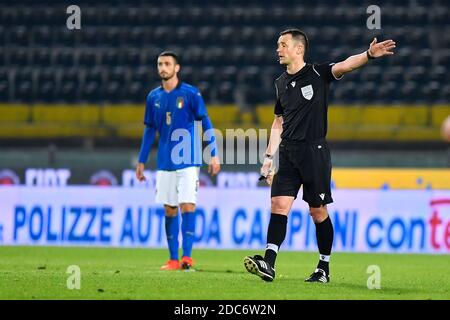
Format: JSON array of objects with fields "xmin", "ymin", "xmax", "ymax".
[
  {"xmin": 101, "ymin": 104, "xmax": 144, "ymax": 124},
  {"xmin": 329, "ymin": 105, "xmax": 428, "ymax": 126},
  {"xmin": 207, "ymin": 105, "xmax": 239, "ymax": 123},
  {"xmin": 256, "ymin": 105, "xmax": 274, "ymax": 126},
  {"xmin": 431, "ymin": 105, "xmax": 450, "ymax": 127},
  {"xmin": 0, "ymin": 123, "xmax": 108, "ymax": 138},
  {"xmin": 0, "ymin": 104, "xmax": 30, "ymax": 122},
  {"xmin": 0, "ymin": 103, "xmax": 447, "ymax": 141},
  {"xmin": 332, "ymin": 168, "xmax": 450, "ymax": 189},
  {"xmin": 32, "ymin": 104, "xmax": 100, "ymax": 124}
]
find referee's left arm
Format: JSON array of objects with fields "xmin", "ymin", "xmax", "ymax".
[{"xmin": 332, "ymin": 37, "xmax": 396, "ymax": 78}]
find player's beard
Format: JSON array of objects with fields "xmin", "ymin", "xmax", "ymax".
[{"xmin": 159, "ymin": 71, "xmax": 175, "ymax": 81}]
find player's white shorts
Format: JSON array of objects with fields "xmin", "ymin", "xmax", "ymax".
[{"xmin": 155, "ymin": 166, "xmax": 200, "ymax": 206}]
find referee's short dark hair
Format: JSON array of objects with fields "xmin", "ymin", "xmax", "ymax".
[
  {"xmin": 280, "ymin": 28, "xmax": 309, "ymax": 52},
  {"xmin": 158, "ymin": 51, "xmax": 179, "ymax": 64}
]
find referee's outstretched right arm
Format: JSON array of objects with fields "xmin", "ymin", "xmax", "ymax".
[{"xmin": 331, "ymin": 37, "xmax": 396, "ymax": 79}]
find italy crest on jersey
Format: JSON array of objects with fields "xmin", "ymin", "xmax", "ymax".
[{"xmin": 176, "ymin": 97, "xmax": 184, "ymax": 109}]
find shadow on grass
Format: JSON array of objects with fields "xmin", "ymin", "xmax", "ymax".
[
  {"xmin": 326, "ymin": 281, "xmax": 419, "ymax": 295},
  {"xmin": 194, "ymin": 268, "xmax": 247, "ymax": 275}
]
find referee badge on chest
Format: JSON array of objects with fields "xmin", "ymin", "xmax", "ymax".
[{"xmin": 301, "ymin": 84, "xmax": 314, "ymax": 100}]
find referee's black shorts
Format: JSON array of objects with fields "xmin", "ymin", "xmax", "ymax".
[{"xmin": 271, "ymin": 138, "xmax": 333, "ymax": 207}]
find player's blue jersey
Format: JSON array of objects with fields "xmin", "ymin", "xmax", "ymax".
[{"xmin": 144, "ymin": 81, "xmax": 208, "ymax": 171}]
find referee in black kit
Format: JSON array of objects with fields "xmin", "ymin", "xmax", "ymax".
[{"xmin": 244, "ymin": 29, "xmax": 395, "ymax": 282}]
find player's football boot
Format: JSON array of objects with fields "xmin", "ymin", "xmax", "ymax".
[
  {"xmin": 305, "ymin": 268, "xmax": 330, "ymax": 283},
  {"xmin": 160, "ymin": 259, "xmax": 180, "ymax": 270},
  {"xmin": 243, "ymin": 255, "xmax": 275, "ymax": 282},
  {"xmin": 180, "ymin": 256, "xmax": 195, "ymax": 270}
]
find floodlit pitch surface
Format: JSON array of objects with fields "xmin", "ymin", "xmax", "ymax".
[{"xmin": 0, "ymin": 247, "xmax": 448, "ymax": 299}]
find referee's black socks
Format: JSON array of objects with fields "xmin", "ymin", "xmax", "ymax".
[
  {"xmin": 315, "ymin": 215, "xmax": 334, "ymax": 275},
  {"xmin": 264, "ymin": 213, "xmax": 288, "ymax": 269}
]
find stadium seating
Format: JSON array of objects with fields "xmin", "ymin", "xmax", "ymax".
[
  {"xmin": 3, "ymin": 103, "xmax": 445, "ymax": 141},
  {"xmin": 0, "ymin": 0, "xmax": 448, "ymax": 105}
]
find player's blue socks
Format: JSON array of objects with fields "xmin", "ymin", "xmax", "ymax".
[
  {"xmin": 165, "ymin": 215, "xmax": 180, "ymax": 260},
  {"xmin": 181, "ymin": 211, "xmax": 196, "ymax": 258}
]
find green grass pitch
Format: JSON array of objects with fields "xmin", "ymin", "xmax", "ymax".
[{"xmin": 0, "ymin": 246, "xmax": 449, "ymax": 300}]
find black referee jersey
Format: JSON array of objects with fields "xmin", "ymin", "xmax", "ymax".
[{"xmin": 274, "ymin": 62, "xmax": 342, "ymax": 141}]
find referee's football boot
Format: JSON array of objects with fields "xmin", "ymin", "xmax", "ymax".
[
  {"xmin": 243, "ymin": 255, "xmax": 275, "ymax": 282},
  {"xmin": 305, "ymin": 268, "xmax": 330, "ymax": 283}
]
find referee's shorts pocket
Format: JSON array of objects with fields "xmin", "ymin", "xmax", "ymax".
[
  {"xmin": 310, "ymin": 142, "xmax": 331, "ymax": 179},
  {"xmin": 301, "ymin": 142, "xmax": 333, "ymax": 206},
  {"xmin": 271, "ymin": 146, "xmax": 302, "ymax": 198}
]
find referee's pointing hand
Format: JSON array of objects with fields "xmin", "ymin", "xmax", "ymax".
[{"xmin": 368, "ymin": 38, "xmax": 396, "ymax": 58}]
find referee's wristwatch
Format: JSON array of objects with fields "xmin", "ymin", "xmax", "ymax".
[{"xmin": 366, "ymin": 50, "xmax": 375, "ymax": 60}]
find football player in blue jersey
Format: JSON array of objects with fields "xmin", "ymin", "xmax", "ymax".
[{"xmin": 136, "ymin": 51, "xmax": 221, "ymax": 270}]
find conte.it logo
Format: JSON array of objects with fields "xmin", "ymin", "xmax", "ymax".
[{"xmin": 429, "ymin": 199, "xmax": 450, "ymax": 251}]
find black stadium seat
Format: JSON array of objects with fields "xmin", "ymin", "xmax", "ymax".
[
  {"xmin": 8, "ymin": 26, "xmax": 29, "ymax": 46},
  {"xmin": 14, "ymin": 69, "xmax": 34, "ymax": 102},
  {"xmin": 41, "ymin": 6, "xmax": 60, "ymax": 26},
  {"xmin": 400, "ymin": 82, "xmax": 420, "ymax": 102},
  {"xmin": 441, "ymin": 85, "xmax": 450, "ymax": 102},
  {"xmin": 32, "ymin": 49, "xmax": 52, "ymax": 67},
  {"xmin": 32, "ymin": 27, "xmax": 53, "ymax": 46},
  {"xmin": 131, "ymin": 66, "xmax": 151, "ymax": 88},
  {"xmin": 35, "ymin": 69, "xmax": 56, "ymax": 102},
  {"xmin": 58, "ymin": 68, "xmax": 80, "ymax": 102},
  {"xmin": 78, "ymin": 49, "xmax": 99, "ymax": 67},
  {"xmin": 1, "ymin": 8, "xmax": 19, "ymax": 26},
  {"xmin": 10, "ymin": 48, "xmax": 30, "ymax": 66},
  {"xmin": 128, "ymin": 28, "xmax": 147, "ymax": 46},
  {"xmin": 54, "ymin": 48, "xmax": 76, "ymax": 67},
  {"xmin": 125, "ymin": 81, "xmax": 145, "ymax": 103},
  {"xmin": 101, "ymin": 49, "xmax": 120, "ymax": 66},
  {"xmin": 429, "ymin": 66, "xmax": 446, "ymax": 83},
  {"xmin": 81, "ymin": 68, "xmax": 104, "ymax": 102},
  {"xmin": 54, "ymin": 28, "xmax": 78, "ymax": 47},
  {"xmin": 0, "ymin": 69, "xmax": 9, "ymax": 101},
  {"xmin": 103, "ymin": 28, "xmax": 123, "ymax": 46},
  {"xmin": 123, "ymin": 48, "xmax": 141, "ymax": 66}
]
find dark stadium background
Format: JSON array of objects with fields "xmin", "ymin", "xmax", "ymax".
[{"xmin": 0, "ymin": 0, "xmax": 448, "ymax": 184}]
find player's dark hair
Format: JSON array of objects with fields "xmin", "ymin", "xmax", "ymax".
[
  {"xmin": 158, "ymin": 51, "xmax": 179, "ymax": 64},
  {"xmin": 280, "ymin": 28, "xmax": 309, "ymax": 52}
]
